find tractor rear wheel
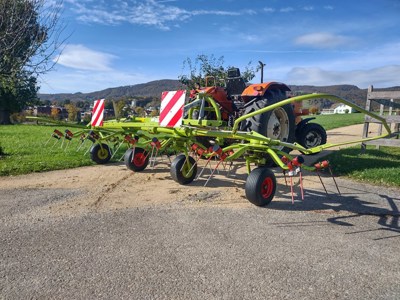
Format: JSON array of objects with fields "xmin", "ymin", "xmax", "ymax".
[
  {"xmin": 90, "ymin": 143, "xmax": 111, "ymax": 164},
  {"xmin": 241, "ymin": 89, "xmax": 295, "ymax": 154},
  {"xmin": 170, "ymin": 154, "xmax": 197, "ymax": 185},
  {"xmin": 124, "ymin": 147, "xmax": 149, "ymax": 172},
  {"xmin": 245, "ymin": 167, "xmax": 277, "ymax": 206}
]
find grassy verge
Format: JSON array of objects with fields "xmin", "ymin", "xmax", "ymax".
[
  {"xmin": 308, "ymin": 113, "xmax": 364, "ymax": 130},
  {"xmin": 0, "ymin": 124, "xmax": 129, "ymax": 176},
  {"xmin": 324, "ymin": 146, "xmax": 400, "ymax": 187}
]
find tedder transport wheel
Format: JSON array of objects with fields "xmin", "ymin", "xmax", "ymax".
[
  {"xmin": 245, "ymin": 167, "xmax": 277, "ymax": 206},
  {"xmin": 241, "ymin": 89, "xmax": 295, "ymax": 153},
  {"xmin": 170, "ymin": 154, "xmax": 197, "ymax": 185},
  {"xmin": 296, "ymin": 123, "xmax": 327, "ymax": 149},
  {"xmin": 124, "ymin": 147, "xmax": 149, "ymax": 172},
  {"xmin": 90, "ymin": 143, "xmax": 111, "ymax": 164}
]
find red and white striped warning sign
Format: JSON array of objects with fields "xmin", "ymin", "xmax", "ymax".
[
  {"xmin": 159, "ymin": 90, "xmax": 186, "ymax": 128},
  {"xmin": 91, "ymin": 99, "xmax": 105, "ymax": 127}
]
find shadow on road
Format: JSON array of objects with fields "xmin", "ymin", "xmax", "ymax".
[{"xmin": 268, "ymin": 180, "xmax": 400, "ymax": 240}]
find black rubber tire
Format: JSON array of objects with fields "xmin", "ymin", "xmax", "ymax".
[
  {"xmin": 245, "ymin": 167, "xmax": 277, "ymax": 206},
  {"xmin": 170, "ymin": 154, "xmax": 197, "ymax": 185},
  {"xmin": 241, "ymin": 89, "xmax": 295, "ymax": 153},
  {"xmin": 90, "ymin": 143, "xmax": 111, "ymax": 164},
  {"xmin": 124, "ymin": 147, "xmax": 149, "ymax": 172},
  {"xmin": 296, "ymin": 123, "xmax": 327, "ymax": 149}
]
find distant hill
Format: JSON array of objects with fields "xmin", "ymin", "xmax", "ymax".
[
  {"xmin": 38, "ymin": 80, "xmax": 399, "ymax": 109},
  {"xmin": 38, "ymin": 79, "xmax": 186, "ymax": 102}
]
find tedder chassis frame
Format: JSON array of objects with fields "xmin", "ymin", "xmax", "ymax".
[{"xmin": 38, "ymin": 93, "xmax": 392, "ymax": 206}]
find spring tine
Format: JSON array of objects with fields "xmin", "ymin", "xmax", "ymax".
[
  {"xmin": 84, "ymin": 143, "xmax": 92, "ymax": 156},
  {"xmin": 110, "ymin": 141, "xmax": 124, "ymax": 159},
  {"xmin": 299, "ymin": 170, "xmax": 304, "ymax": 201},
  {"xmin": 64, "ymin": 140, "xmax": 71, "ymax": 152},
  {"xmin": 226, "ymin": 161, "xmax": 234, "ymax": 177},
  {"xmin": 186, "ymin": 155, "xmax": 201, "ymax": 174},
  {"xmin": 328, "ymin": 166, "xmax": 341, "ymax": 196},
  {"xmin": 119, "ymin": 151, "xmax": 126, "ymax": 161},
  {"xmin": 180, "ymin": 156, "xmax": 188, "ymax": 172},
  {"xmin": 316, "ymin": 170, "xmax": 329, "ymax": 195},
  {"xmin": 151, "ymin": 148, "xmax": 160, "ymax": 168},
  {"xmin": 76, "ymin": 139, "xmax": 85, "ymax": 151},
  {"xmin": 283, "ymin": 170, "xmax": 288, "ymax": 186},
  {"xmin": 204, "ymin": 159, "xmax": 223, "ymax": 187},
  {"xmin": 290, "ymin": 176, "xmax": 295, "ymax": 204},
  {"xmin": 44, "ymin": 136, "xmax": 52, "ymax": 146},
  {"xmin": 51, "ymin": 139, "xmax": 59, "ymax": 148},
  {"xmin": 196, "ymin": 156, "xmax": 213, "ymax": 180},
  {"xmin": 131, "ymin": 147, "xmax": 137, "ymax": 163},
  {"xmin": 148, "ymin": 146, "xmax": 155, "ymax": 167}
]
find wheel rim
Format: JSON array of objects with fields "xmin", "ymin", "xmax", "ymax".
[
  {"xmin": 261, "ymin": 177, "xmax": 274, "ymax": 199},
  {"xmin": 98, "ymin": 148, "xmax": 109, "ymax": 160},
  {"xmin": 266, "ymin": 107, "xmax": 290, "ymax": 143},
  {"xmin": 304, "ymin": 131, "xmax": 322, "ymax": 148},
  {"xmin": 133, "ymin": 152, "xmax": 146, "ymax": 167}
]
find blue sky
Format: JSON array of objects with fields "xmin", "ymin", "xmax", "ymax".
[{"xmin": 39, "ymin": 0, "xmax": 400, "ymax": 93}]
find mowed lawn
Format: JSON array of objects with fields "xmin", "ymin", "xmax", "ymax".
[
  {"xmin": 0, "ymin": 114, "xmax": 399, "ymax": 188},
  {"xmin": 0, "ymin": 124, "xmax": 92, "ymax": 175},
  {"xmin": 307, "ymin": 113, "xmax": 364, "ymax": 130}
]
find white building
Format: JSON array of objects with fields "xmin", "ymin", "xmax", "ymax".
[{"xmin": 333, "ymin": 104, "xmax": 355, "ymax": 114}]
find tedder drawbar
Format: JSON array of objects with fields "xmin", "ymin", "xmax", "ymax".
[{"xmin": 40, "ymin": 92, "xmax": 391, "ymax": 207}]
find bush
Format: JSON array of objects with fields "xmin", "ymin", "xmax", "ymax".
[
  {"xmin": 0, "ymin": 144, "xmax": 4, "ymax": 156},
  {"xmin": 10, "ymin": 112, "xmax": 26, "ymax": 124}
]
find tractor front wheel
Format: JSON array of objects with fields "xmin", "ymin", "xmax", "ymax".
[
  {"xmin": 170, "ymin": 154, "xmax": 197, "ymax": 185},
  {"xmin": 245, "ymin": 167, "xmax": 277, "ymax": 206},
  {"xmin": 296, "ymin": 123, "xmax": 327, "ymax": 149},
  {"xmin": 90, "ymin": 143, "xmax": 112, "ymax": 164},
  {"xmin": 124, "ymin": 147, "xmax": 149, "ymax": 172}
]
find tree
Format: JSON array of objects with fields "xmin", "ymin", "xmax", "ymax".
[
  {"xmin": 113, "ymin": 99, "xmax": 126, "ymax": 119},
  {"xmin": 0, "ymin": 0, "xmax": 65, "ymax": 124},
  {"xmin": 135, "ymin": 106, "xmax": 145, "ymax": 117},
  {"xmin": 0, "ymin": 72, "xmax": 39, "ymax": 123},
  {"xmin": 50, "ymin": 107, "xmax": 59, "ymax": 120},
  {"xmin": 309, "ymin": 106, "xmax": 319, "ymax": 115},
  {"xmin": 179, "ymin": 54, "xmax": 257, "ymax": 89},
  {"xmin": 150, "ymin": 109, "xmax": 159, "ymax": 117},
  {"xmin": 65, "ymin": 103, "xmax": 79, "ymax": 122}
]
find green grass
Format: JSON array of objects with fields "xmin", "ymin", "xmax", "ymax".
[
  {"xmin": 0, "ymin": 124, "xmax": 129, "ymax": 176},
  {"xmin": 324, "ymin": 146, "xmax": 400, "ymax": 187},
  {"xmin": 309, "ymin": 113, "xmax": 364, "ymax": 130}
]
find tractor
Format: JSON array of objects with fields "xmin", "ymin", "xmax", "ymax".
[{"xmin": 188, "ymin": 66, "xmax": 327, "ymax": 154}]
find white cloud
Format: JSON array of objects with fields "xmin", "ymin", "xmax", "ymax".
[
  {"xmin": 239, "ymin": 34, "xmax": 261, "ymax": 43},
  {"xmin": 260, "ymin": 42, "xmax": 400, "ymax": 88},
  {"xmin": 294, "ymin": 32, "xmax": 355, "ymax": 49},
  {"xmin": 286, "ymin": 65, "xmax": 400, "ymax": 88},
  {"xmin": 67, "ymin": 0, "xmax": 252, "ymax": 30},
  {"xmin": 303, "ymin": 6, "xmax": 314, "ymax": 11},
  {"xmin": 39, "ymin": 68, "xmax": 159, "ymax": 94},
  {"xmin": 264, "ymin": 7, "xmax": 275, "ymax": 13},
  {"xmin": 280, "ymin": 7, "xmax": 294, "ymax": 13},
  {"xmin": 55, "ymin": 45, "xmax": 116, "ymax": 71}
]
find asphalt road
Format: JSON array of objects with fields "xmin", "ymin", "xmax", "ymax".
[{"xmin": 0, "ymin": 171, "xmax": 399, "ymax": 300}]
